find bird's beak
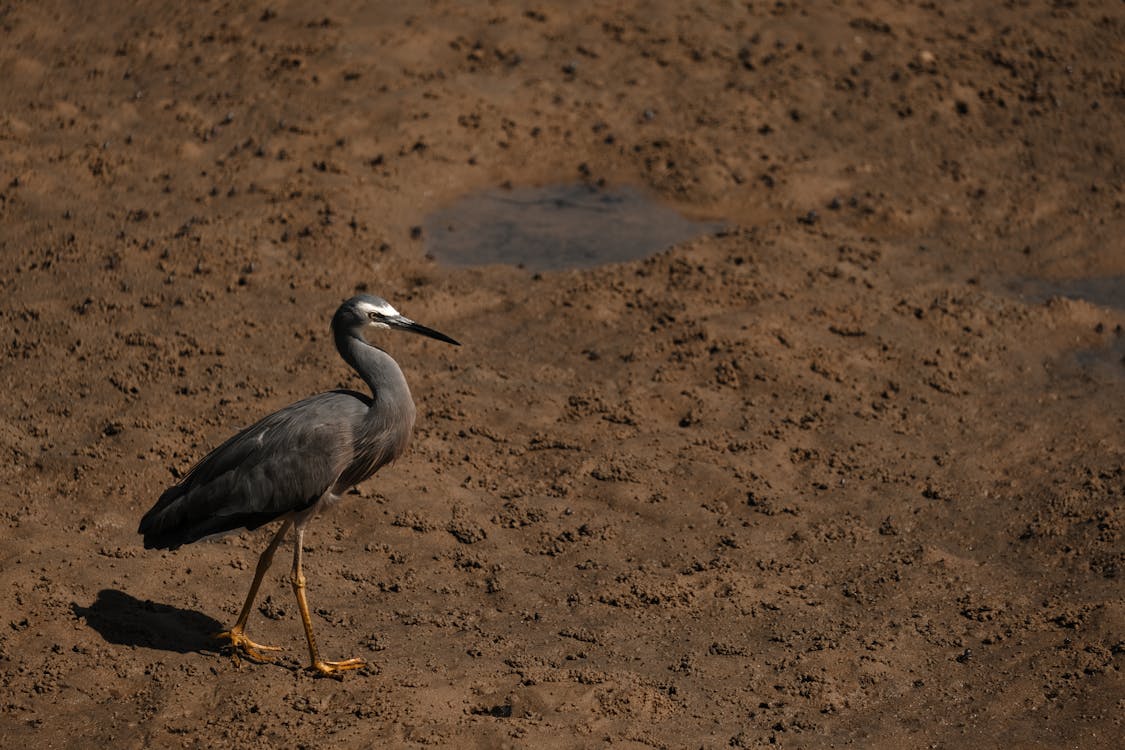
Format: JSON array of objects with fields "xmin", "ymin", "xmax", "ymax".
[{"xmin": 389, "ymin": 315, "xmax": 460, "ymax": 346}]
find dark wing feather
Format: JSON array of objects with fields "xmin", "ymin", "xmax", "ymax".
[{"xmin": 138, "ymin": 391, "xmax": 369, "ymax": 550}]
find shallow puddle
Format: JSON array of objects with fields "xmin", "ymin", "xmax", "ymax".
[
  {"xmin": 423, "ymin": 183, "xmax": 722, "ymax": 271},
  {"xmin": 1001, "ymin": 275, "xmax": 1125, "ymax": 310},
  {"xmin": 1001, "ymin": 274, "xmax": 1125, "ymax": 379}
]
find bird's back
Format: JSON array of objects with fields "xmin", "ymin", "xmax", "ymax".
[{"xmin": 139, "ymin": 390, "xmax": 373, "ymax": 550}]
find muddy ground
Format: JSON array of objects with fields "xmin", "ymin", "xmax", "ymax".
[{"xmin": 1, "ymin": 1, "xmax": 1123, "ymax": 748}]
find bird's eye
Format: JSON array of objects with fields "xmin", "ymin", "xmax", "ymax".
[{"xmin": 368, "ymin": 311, "xmax": 378, "ymax": 320}]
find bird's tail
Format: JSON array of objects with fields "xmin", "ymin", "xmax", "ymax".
[
  {"xmin": 138, "ymin": 479, "xmax": 280, "ymax": 550},
  {"xmin": 138, "ymin": 484, "xmax": 198, "ymax": 550}
]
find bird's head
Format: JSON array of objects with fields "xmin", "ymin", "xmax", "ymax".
[{"xmin": 333, "ymin": 294, "xmax": 460, "ymax": 346}]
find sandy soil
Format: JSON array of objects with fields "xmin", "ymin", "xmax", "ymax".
[{"xmin": 2, "ymin": 1, "xmax": 1123, "ymax": 747}]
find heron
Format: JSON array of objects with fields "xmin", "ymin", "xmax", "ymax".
[{"xmin": 138, "ymin": 294, "xmax": 459, "ymax": 676}]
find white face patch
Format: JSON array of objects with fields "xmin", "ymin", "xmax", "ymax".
[{"xmin": 356, "ymin": 299, "xmax": 400, "ymax": 318}]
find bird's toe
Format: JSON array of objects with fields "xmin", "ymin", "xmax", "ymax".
[
  {"xmin": 310, "ymin": 657, "xmax": 366, "ymax": 677},
  {"xmin": 215, "ymin": 627, "xmax": 284, "ymax": 663}
]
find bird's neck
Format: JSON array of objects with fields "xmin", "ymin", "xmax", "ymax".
[{"xmin": 335, "ymin": 331, "xmax": 412, "ymax": 407}]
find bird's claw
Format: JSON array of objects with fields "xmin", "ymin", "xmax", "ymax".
[
  {"xmin": 310, "ymin": 657, "xmax": 366, "ymax": 677},
  {"xmin": 215, "ymin": 626, "xmax": 283, "ymax": 664}
]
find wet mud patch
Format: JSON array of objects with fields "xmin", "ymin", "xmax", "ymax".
[
  {"xmin": 998, "ymin": 275, "xmax": 1125, "ymax": 380},
  {"xmin": 1001, "ymin": 275, "xmax": 1125, "ymax": 311},
  {"xmin": 423, "ymin": 183, "xmax": 722, "ymax": 271}
]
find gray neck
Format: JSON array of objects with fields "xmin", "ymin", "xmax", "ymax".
[
  {"xmin": 331, "ymin": 328, "xmax": 418, "ymax": 490},
  {"xmin": 334, "ymin": 330, "xmax": 412, "ymax": 408}
]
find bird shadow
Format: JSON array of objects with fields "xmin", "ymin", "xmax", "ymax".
[{"xmin": 72, "ymin": 589, "xmax": 225, "ymax": 654}]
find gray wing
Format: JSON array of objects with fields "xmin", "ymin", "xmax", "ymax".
[{"xmin": 139, "ymin": 391, "xmax": 369, "ymax": 550}]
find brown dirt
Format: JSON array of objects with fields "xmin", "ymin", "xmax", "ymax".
[{"xmin": 2, "ymin": 1, "xmax": 1123, "ymax": 748}]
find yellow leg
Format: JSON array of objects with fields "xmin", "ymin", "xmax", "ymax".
[
  {"xmin": 216, "ymin": 519, "xmax": 292, "ymax": 663},
  {"xmin": 290, "ymin": 527, "xmax": 365, "ymax": 676}
]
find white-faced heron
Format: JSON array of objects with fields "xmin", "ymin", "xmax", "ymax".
[{"xmin": 138, "ymin": 294, "xmax": 459, "ymax": 676}]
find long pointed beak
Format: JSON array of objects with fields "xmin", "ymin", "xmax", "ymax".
[{"xmin": 390, "ymin": 315, "xmax": 460, "ymax": 346}]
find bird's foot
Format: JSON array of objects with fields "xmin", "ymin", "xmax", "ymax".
[
  {"xmin": 309, "ymin": 657, "xmax": 366, "ymax": 678},
  {"xmin": 215, "ymin": 625, "xmax": 283, "ymax": 664}
]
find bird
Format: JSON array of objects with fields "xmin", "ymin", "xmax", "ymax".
[{"xmin": 138, "ymin": 294, "xmax": 459, "ymax": 676}]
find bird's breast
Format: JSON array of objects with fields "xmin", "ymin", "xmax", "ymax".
[{"xmin": 335, "ymin": 395, "xmax": 416, "ymax": 491}]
